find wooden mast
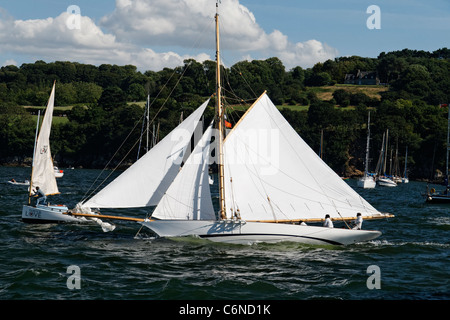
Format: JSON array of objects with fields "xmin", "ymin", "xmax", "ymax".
[{"xmin": 215, "ymin": 1, "xmax": 226, "ymax": 219}]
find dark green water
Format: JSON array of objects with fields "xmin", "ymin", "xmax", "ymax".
[{"xmin": 0, "ymin": 166, "xmax": 448, "ymax": 301}]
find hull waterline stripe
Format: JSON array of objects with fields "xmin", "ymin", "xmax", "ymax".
[{"xmin": 198, "ymin": 233, "xmax": 344, "ymax": 245}]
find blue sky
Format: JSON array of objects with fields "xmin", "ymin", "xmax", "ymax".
[{"xmin": 0, "ymin": 0, "xmax": 449, "ymax": 71}]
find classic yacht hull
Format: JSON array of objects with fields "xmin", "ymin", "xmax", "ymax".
[
  {"xmin": 22, "ymin": 204, "xmax": 80, "ymax": 223},
  {"xmin": 357, "ymin": 176, "xmax": 376, "ymax": 189},
  {"xmin": 141, "ymin": 220, "xmax": 381, "ymax": 245}
]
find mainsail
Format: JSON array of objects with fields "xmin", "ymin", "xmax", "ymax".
[
  {"xmin": 30, "ymin": 82, "xmax": 59, "ymax": 196},
  {"xmin": 223, "ymin": 92, "xmax": 382, "ymax": 222},
  {"xmin": 151, "ymin": 123, "xmax": 215, "ymax": 220},
  {"xmin": 81, "ymin": 99, "xmax": 210, "ymax": 209}
]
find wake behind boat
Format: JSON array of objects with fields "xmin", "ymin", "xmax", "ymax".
[{"xmin": 73, "ymin": 2, "xmax": 393, "ymax": 245}]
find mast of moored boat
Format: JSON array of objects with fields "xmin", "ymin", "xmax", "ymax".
[
  {"xmin": 215, "ymin": 1, "xmax": 226, "ymax": 219},
  {"xmin": 446, "ymin": 104, "xmax": 449, "ymax": 185},
  {"xmin": 28, "ymin": 110, "xmax": 41, "ymax": 204}
]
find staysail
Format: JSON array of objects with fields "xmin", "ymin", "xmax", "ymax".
[
  {"xmin": 223, "ymin": 93, "xmax": 383, "ymax": 222},
  {"xmin": 30, "ymin": 82, "xmax": 59, "ymax": 196},
  {"xmin": 81, "ymin": 99, "xmax": 210, "ymax": 209},
  {"xmin": 151, "ymin": 123, "xmax": 215, "ymax": 220}
]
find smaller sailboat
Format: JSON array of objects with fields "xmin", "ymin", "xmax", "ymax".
[
  {"xmin": 22, "ymin": 82, "xmax": 78, "ymax": 223},
  {"xmin": 357, "ymin": 112, "xmax": 376, "ymax": 189},
  {"xmin": 376, "ymin": 129, "xmax": 397, "ymax": 187},
  {"xmin": 21, "ymin": 82, "xmax": 115, "ymax": 230},
  {"xmin": 402, "ymin": 146, "xmax": 409, "ymax": 183}
]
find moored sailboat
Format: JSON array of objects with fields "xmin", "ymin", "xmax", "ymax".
[
  {"xmin": 73, "ymin": 2, "xmax": 393, "ymax": 245},
  {"xmin": 375, "ymin": 129, "xmax": 397, "ymax": 187},
  {"xmin": 357, "ymin": 112, "xmax": 376, "ymax": 189}
]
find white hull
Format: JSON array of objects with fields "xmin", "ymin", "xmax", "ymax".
[
  {"xmin": 8, "ymin": 181, "xmax": 30, "ymax": 186},
  {"xmin": 54, "ymin": 168, "xmax": 64, "ymax": 178},
  {"xmin": 357, "ymin": 176, "xmax": 376, "ymax": 189},
  {"xmin": 377, "ymin": 178, "xmax": 397, "ymax": 187},
  {"xmin": 22, "ymin": 204, "xmax": 80, "ymax": 223},
  {"xmin": 54, "ymin": 171, "xmax": 64, "ymax": 178},
  {"xmin": 141, "ymin": 220, "xmax": 381, "ymax": 245}
]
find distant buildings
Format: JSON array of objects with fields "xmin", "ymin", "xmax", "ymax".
[{"xmin": 344, "ymin": 70, "xmax": 380, "ymax": 85}]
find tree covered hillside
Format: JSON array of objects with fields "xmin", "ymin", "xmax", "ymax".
[{"xmin": 1, "ymin": 48, "xmax": 449, "ymax": 180}]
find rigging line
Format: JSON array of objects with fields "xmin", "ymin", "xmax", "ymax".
[
  {"xmin": 227, "ymin": 137, "xmax": 290, "ymax": 221},
  {"xmin": 80, "ymin": 112, "xmax": 148, "ymax": 203},
  {"xmin": 82, "ymin": 129, "xmax": 147, "ymax": 203},
  {"xmin": 217, "ymin": 17, "xmax": 258, "ymax": 101},
  {"xmin": 242, "ymin": 142, "xmax": 282, "ymax": 221},
  {"xmin": 153, "ymin": 123, "xmax": 214, "ymax": 218},
  {"xmin": 81, "ymin": 20, "xmax": 214, "ymax": 203},
  {"xmin": 80, "ymin": 60, "xmax": 202, "ymax": 204}
]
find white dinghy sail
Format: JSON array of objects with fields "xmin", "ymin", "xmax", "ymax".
[
  {"xmin": 22, "ymin": 82, "xmax": 80, "ymax": 223},
  {"xmin": 29, "ymin": 82, "xmax": 59, "ymax": 197}
]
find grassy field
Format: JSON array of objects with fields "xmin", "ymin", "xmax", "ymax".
[
  {"xmin": 20, "ymin": 84, "xmax": 388, "ymax": 121},
  {"xmin": 309, "ymin": 84, "xmax": 388, "ymax": 101},
  {"xmin": 227, "ymin": 84, "xmax": 387, "ymax": 113}
]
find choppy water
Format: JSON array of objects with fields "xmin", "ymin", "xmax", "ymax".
[{"xmin": 0, "ymin": 166, "xmax": 448, "ymax": 303}]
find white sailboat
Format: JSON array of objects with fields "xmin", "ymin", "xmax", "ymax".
[
  {"xmin": 73, "ymin": 3, "xmax": 393, "ymax": 245},
  {"xmin": 54, "ymin": 166, "xmax": 64, "ymax": 178},
  {"xmin": 402, "ymin": 146, "xmax": 409, "ymax": 183},
  {"xmin": 22, "ymin": 82, "xmax": 78, "ymax": 223},
  {"xmin": 21, "ymin": 83, "xmax": 115, "ymax": 230},
  {"xmin": 357, "ymin": 112, "xmax": 376, "ymax": 189},
  {"xmin": 376, "ymin": 129, "xmax": 397, "ymax": 187}
]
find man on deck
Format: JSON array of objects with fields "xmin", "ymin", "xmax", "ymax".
[{"xmin": 32, "ymin": 186, "xmax": 47, "ymax": 205}]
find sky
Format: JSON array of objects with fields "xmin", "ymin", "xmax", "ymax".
[{"xmin": 0, "ymin": 0, "xmax": 449, "ymax": 72}]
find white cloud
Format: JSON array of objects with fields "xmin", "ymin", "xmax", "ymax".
[
  {"xmin": 0, "ymin": 0, "xmax": 338, "ymax": 71},
  {"xmin": 99, "ymin": 0, "xmax": 338, "ymax": 69},
  {"xmin": 2, "ymin": 59, "xmax": 17, "ymax": 66},
  {"xmin": 0, "ymin": 7, "xmax": 203, "ymax": 71}
]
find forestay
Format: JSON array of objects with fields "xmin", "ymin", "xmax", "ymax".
[
  {"xmin": 31, "ymin": 82, "xmax": 59, "ymax": 196},
  {"xmin": 81, "ymin": 99, "xmax": 210, "ymax": 209},
  {"xmin": 151, "ymin": 123, "xmax": 215, "ymax": 220},
  {"xmin": 223, "ymin": 93, "xmax": 383, "ymax": 222}
]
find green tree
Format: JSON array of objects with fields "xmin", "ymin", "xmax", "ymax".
[{"xmin": 97, "ymin": 86, "xmax": 127, "ymax": 111}]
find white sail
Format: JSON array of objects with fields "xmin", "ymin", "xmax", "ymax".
[
  {"xmin": 82, "ymin": 99, "xmax": 210, "ymax": 209},
  {"xmin": 223, "ymin": 93, "xmax": 382, "ymax": 222},
  {"xmin": 31, "ymin": 82, "xmax": 59, "ymax": 196},
  {"xmin": 151, "ymin": 123, "xmax": 215, "ymax": 220}
]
